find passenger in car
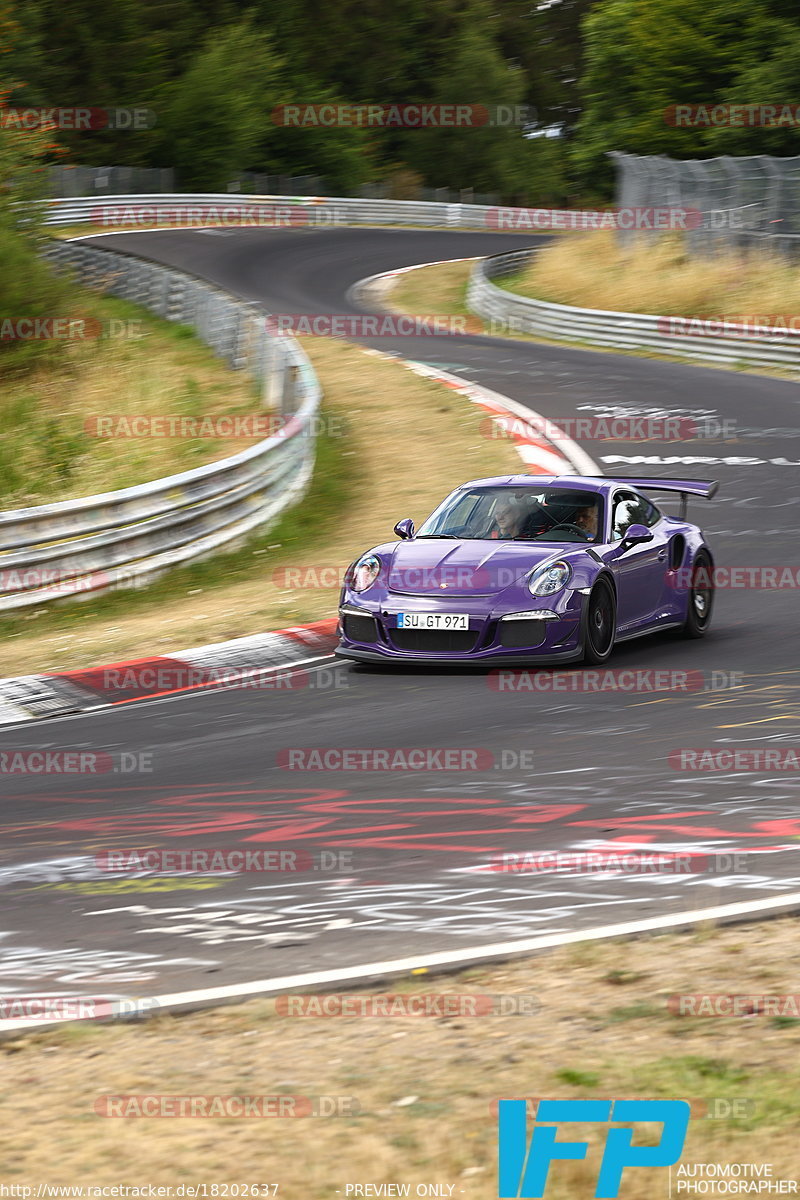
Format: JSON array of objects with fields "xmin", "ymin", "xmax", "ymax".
[{"xmin": 574, "ymin": 504, "xmax": 599, "ymax": 539}]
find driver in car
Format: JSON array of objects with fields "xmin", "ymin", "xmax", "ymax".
[{"xmin": 490, "ymin": 499, "xmax": 524, "ymax": 539}]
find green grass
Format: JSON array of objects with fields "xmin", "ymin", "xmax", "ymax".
[
  {"xmin": 0, "ymin": 287, "xmax": 266, "ymax": 509},
  {"xmin": 603, "ymin": 1001, "xmax": 662, "ymax": 1024},
  {"xmin": 555, "ymin": 1068, "xmax": 601, "ymax": 1088},
  {"xmin": 0, "ymin": 421, "xmax": 349, "ymax": 646}
]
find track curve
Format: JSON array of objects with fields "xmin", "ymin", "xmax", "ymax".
[{"xmin": 2, "ymin": 226, "xmax": 799, "ymax": 1006}]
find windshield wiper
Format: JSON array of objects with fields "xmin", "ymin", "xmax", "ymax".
[{"xmin": 416, "ymin": 534, "xmax": 460, "ymax": 539}]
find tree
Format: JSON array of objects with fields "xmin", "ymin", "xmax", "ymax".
[
  {"xmin": 11, "ymin": 0, "xmax": 165, "ymax": 166},
  {"xmin": 398, "ymin": 0, "xmax": 531, "ymax": 196},
  {"xmin": 570, "ymin": 0, "xmax": 797, "ymax": 196},
  {"xmin": 497, "ymin": 0, "xmax": 598, "ymax": 134},
  {"xmin": 262, "ymin": 0, "xmax": 429, "ymax": 102},
  {"xmin": 708, "ymin": 25, "xmax": 800, "ymax": 155},
  {"xmin": 159, "ymin": 20, "xmax": 283, "ymax": 190},
  {"xmin": 0, "ymin": 4, "xmax": 73, "ymax": 373}
]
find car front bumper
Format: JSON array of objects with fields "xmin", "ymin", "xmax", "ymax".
[{"xmin": 336, "ymin": 591, "xmax": 588, "ymax": 665}]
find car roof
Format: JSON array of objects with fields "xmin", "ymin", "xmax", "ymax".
[{"xmin": 457, "ymin": 475, "xmax": 619, "ymax": 495}]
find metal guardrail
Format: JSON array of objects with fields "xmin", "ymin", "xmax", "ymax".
[
  {"xmin": 0, "ymin": 242, "xmax": 320, "ymax": 611},
  {"xmin": 41, "ymin": 193, "xmax": 500, "ymax": 230},
  {"xmin": 39, "ymin": 190, "xmax": 755, "ymax": 234},
  {"xmin": 14, "ymin": 193, "xmax": 794, "ymax": 611},
  {"xmin": 467, "ymin": 248, "xmax": 800, "ymax": 372}
]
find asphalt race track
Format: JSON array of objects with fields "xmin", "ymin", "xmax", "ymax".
[{"xmin": 1, "ymin": 227, "xmax": 799, "ymax": 1002}]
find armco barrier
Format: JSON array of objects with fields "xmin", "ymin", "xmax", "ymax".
[
  {"xmin": 47, "ymin": 192, "xmax": 799, "ymax": 372},
  {"xmin": 13, "ymin": 194, "xmax": 796, "ymax": 611},
  {"xmin": 0, "ymin": 241, "xmax": 320, "ymax": 611},
  {"xmin": 41, "ymin": 193, "xmax": 495, "ymax": 230},
  {"xmin": 467, "ymin": 247, "xmax": 800, "ymax": 372}
]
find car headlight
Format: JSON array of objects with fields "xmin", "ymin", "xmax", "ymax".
[
  {"xmin": 350, "ymin": 554, "xmax": 381, "ymax": 593},
  {"xmin": 528, "ymin": 560, "xmax": 572, "ymax": 597}
]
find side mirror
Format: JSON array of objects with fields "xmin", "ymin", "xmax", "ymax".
[
  {"xmin": 622, "ymin": 523, "xmax": 654, "ymax": 547},
  {"xmin": 393, "ymin": 518, "xmax": 415, "ymax": 540}
]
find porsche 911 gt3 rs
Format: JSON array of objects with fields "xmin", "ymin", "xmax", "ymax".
[{"xmin": 335, "ymin": 474, "xmax": 717, "ymax": 666}]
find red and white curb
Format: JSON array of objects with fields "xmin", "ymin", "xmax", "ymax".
[
  {"xmin": 0, "ymin": 619, "xmax": 339, "ymax": 724},
  {"xmin": 352, "ymin": 261, "xmax": 599, "ymax": 478},
  {"xmin": 401, "ymin": 360, "xmax": 597, "ymax": 476},
  {"xmin": 0, "ymin": 273, "xmax": 598, "ymax": 726}
]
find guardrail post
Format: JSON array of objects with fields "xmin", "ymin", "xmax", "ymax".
[{"xmin": 0, "ymin": 237, "xmax": 322, "ymax": 609}]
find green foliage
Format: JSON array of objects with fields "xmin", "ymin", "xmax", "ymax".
[
  {"xmin": 0, "ymin": 390, "xmax": 87, "ymax": 502},
  {"xmin": 5, "ymin": 0, "xmax": 585, "ymax": 200},
  {"xmin": 396, "ymin": 0, "xmax": 530, "ymax": 195},
  {"xmin": 571, "ymin": 0, "xmax": 800, "ymax": 196},
  {"xmin": 6, "ymin": 0, "xmax": 800, "ymax": 209},
  {"xmin": 158, "ymin": 19, "xmax": 281, "ymax": 191},
  {"xmin": 0, "ymin": 228, "xmax": 75, "ymax": 375},
  {"xmin": 555, "ymin": 1068, "xmax": 601, "ymax": 1087},
  {"xmin": 0, "ymin": 13, "xmax": 77, "ymax": 374}
]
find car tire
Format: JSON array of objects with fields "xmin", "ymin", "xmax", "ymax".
[
  {"xmin": 583, "ymin": 578, "xmax": 616, "ymax": 664},
  {"xmin": 682, "ymin": 551, "xmax": 714, "ymax": 638}
]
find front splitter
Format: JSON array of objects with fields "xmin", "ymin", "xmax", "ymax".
[{"xmin": 335, "ymin": 644, "xmax": 585, "ymax": 667}]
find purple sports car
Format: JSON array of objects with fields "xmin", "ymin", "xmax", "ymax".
[{"xmin": 336, "ymin": 475, "xmax": 717, "ymax": 666}]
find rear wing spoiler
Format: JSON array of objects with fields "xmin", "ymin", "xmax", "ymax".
[{"xmin": 595, "ymin": 476, "xmax": 719, "ymax": 519}]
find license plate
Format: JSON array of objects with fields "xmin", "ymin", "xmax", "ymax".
[{"xmin": 396, "ymin": 612, "xmax": 469, "ymax": 630}]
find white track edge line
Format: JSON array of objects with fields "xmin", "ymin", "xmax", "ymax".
[{"xmin": 3, "ymin": 889, "xmax": 800, "ymax": 1035}]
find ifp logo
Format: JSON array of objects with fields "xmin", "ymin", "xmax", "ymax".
[{"xmin": 498, "ymin": 1099, "xmax": 690, "ymax": 1197}]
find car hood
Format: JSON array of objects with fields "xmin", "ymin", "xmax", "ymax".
[{"xmin": 379, "ymin": 539, "xmax": 576, "ymax": 596}]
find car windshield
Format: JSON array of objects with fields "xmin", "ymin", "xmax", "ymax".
[{"xmin": 416, "ymin": 487, "xmax": 603, "ymax": 543}]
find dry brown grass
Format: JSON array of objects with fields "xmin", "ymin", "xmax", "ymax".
[
  {"xmin": 1, "ymin": 918, "xmax": 799, "ymax": 1196},
  {"xmin": 0, "ymin": 337, "xmax": 519, "ymax": 676},
  {"xmin": 386, "ymin": 260, "xmax": 477, "ymax": 319},
  {"xmin": 0, "ymin": 296, "xmax": 264, "ymax": 509},
  {"xmin": 506, "ymin": 230, "xmax": 800, "ymax": 316},
  {"xmin": 389, "ymin": 245, "xmax": 800, "ymax": 380}
]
